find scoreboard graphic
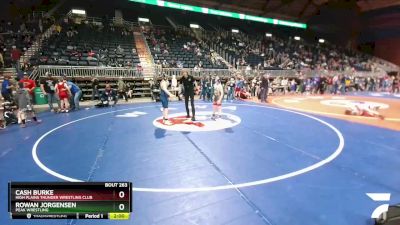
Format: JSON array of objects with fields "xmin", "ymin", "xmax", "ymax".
[{"xmin": 8, "ymin": 182, "xmax": 132, "ymax": 220}]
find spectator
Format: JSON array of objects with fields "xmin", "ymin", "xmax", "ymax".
[
  {"xmin": 55, "ymin": 24, "xmax": 62, "ymax": 34},
  {"xmin": 116, "ymin": 45, "xmax": 124, "ymax": 55},
  {"xmin": 66, "ymin": 78, "xmax": 82, "ymax": 110},
  {"xmin": 0, "ymin": 50, "xmax": 4, "ymax": 68},
  {"xmin": 11, "ymin": 46, "xmax": 22, "ymax": 74},
  {"xmin": 260, "ymin": 74, "xmax": 269, "ymax": 103},
  {"xmin": 117, "ymin": 77, "xmax": 128, "ymax": 102},
  {"xmin": 100, "ymin": 84, "xmax": 118, "ymax": 106},
  {"xmin": 15, "ymin": 82, "xmax": 41, "ymax": 128},
  {"xmin": 1, "ymin": 75, "xmax": 14, "ymax": 102},
  {"xmin": 136, "ymin": 63, "xmax": 143, "ymax": 76},
  {"xmin": 392, "ymin": 76, "xmax": 399, "ymax": 94},
  {"xmin": 19, "ymin": 73, "xmax": 36, "ymax": 98},
  {"xmin": 40, "ymin": 72, "xmax": 60, "ymax": 112},
  {"xmin": 38, "ymin": 18, "xmax": 43, "ymax": 33},
  {"xmin": 226, "ymin": 77, "xmax": 235, "ymax": 101},
  {"xmin": 91, "ymin": 78, "xmax": 99, "ymax": 101}
]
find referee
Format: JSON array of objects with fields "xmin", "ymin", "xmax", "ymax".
[{"xmin": 181, "ymin": 70, "xmax": 196, "ymax": 121}]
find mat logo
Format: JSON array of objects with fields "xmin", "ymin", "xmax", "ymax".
[
  {"xmin": 116, "ymin": 111, "xmax": 147, "ymax": 118},
  {"xmin": 367, "ymin": 193, "xmax": 391, "ymax": 219},
  {"xmin": 153, "ymin": 111, "xmax": 241, "ymax": 132}
]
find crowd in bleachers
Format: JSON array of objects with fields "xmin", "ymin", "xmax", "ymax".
[
  {"xmin": 0, "ymin": 13, "xmax": 54, "ymax": 69},
  {"xmin": 32, "ymin": 19, "xmax": 140, "ymax": 67},
  {"xmin": 143, "ymin": 27, "xmax": 227, "ymax": 69},
  {"xmin": 207, "ymin": 31, "xmax": 376, "ymax": 72}
]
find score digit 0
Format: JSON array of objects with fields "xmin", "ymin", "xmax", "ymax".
[{"xmin": 119, "ymin": 191, "xmax": 125, "ymax": 198}]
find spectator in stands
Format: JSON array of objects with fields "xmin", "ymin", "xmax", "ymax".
[
  {"xmin": 66, "ymin": 78, "xmax": 82, "ymax": 110},
  {"xmin": 117, "ymin": 77, "xmax": 128, "ymax": 102},
  {"xmin": 11, "ymin": 46, "xmax": 22, "ymax": 74},
  {"xmin": 392, "ymin": 76, "xmax": 399, "ymax": 94},
  {"xmin": 176, "ymin": 60, "xmax": 183, "ymax": 68},
  {"xmin": 15, "ymin": 82, "xmax": 41, "ymax": 128},
  {"xmin": 55, "ymin": 23, "xmax": 62, "ymax": 34},
  {"xmin": 66, "ymin": 28, "xmax": 74, "ymax": 38},
  {"xmin": 162, "ymin": 60, "xmax": 169, "ymax": 68},
  {"xmin": 40, "ymin": 72, "xmax": 60, "ymax": 112},
  {"xmin": 38, "ymin": 18, "xmax": 43, "ymax": 33},
  {"xmin": 136, "ymin": 63, "xmax": 143, "ymax": 76},
  {"xmin": 91, "ymin": 78, "xmax": 99, "ymax": 101},
  {"xmin": 116, "ymin": 45, "xmax": 124, "ymax": 55},
  {"xmin": 0, "ymin": 50, "xmax": 4, "ymax": 68},
  {"xmin": 1, "ymin": 75, "xmax": 14, "ymax": 102}
]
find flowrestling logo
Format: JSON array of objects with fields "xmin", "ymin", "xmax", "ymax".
[
  {"xmin": 367, "ymin": 193, "xmax": 391, "ymax": 219},
  {"xmin": 153, "ymin": 111, "xmax": 241, "ymax": 132}
]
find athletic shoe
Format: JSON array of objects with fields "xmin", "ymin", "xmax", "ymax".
[
  {"xmin": 191, "ymin": 117, "xmax": 196, "ymax": 121},
  {"xmin": 35, "ymin": 119, "xmax": 42, "ymax": 124},
  {"xmin": 65, "ymin": 110, "xmax": 69, "ymax": 113},
  {"xmin": 186, "ymin": 115, "xmax": 190, "ymax": 118},
  {"xmin": 211, "ymin": 115, "xmax": 216, "ymax": 121},
  {"xmin": 163, "ymin": 119, "xmax": 173, "ymax": 126},
  {"xmin": 50, "ymin": 109, "xmax": 55, "ymax": 112}
]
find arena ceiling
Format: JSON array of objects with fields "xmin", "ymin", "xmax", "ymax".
[{"xmin": 174, "ymin": 0, "xmax": 400, "ymax": 22}]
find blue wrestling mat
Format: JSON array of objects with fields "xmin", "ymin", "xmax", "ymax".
[{"xmin": 0, "ymin": 100, "xmax": 399, "ymax": 225}]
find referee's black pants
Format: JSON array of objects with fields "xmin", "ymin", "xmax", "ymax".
[{"xmin": 184, "ymin": 91, "xmax": 195, "ymax": 118}]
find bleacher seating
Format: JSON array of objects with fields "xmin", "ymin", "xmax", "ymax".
[
  {"xmin": 32, "ymin": 22, "xmax": 140, "ymax": 67},
  {"xmin": 207, "ymin": 31, "xmax": 375, "ymax": 71},
  {"xmin": 72, "ymin": 77, "xmax": 151, "ymax": 100},
  {"xmin": 0, "ymin": 15, "xmax": 51, "ymax": 67},
  {"xmin": 144, "ymin": 28, "xmax": 227, "ymax": 69}
]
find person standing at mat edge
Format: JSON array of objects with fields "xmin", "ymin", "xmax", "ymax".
[
  {"xmin": 160, "ymin": 75, "xmax": 175, "ymax": 125},
  {"xmin": 40, "ymin": 72, "xmax": 60, "ymax": 112},
  {"xmin": 212, "ymin": 76, "xmax": 224, "ymax": 120},
  {"xmin": 260, "ymin": 73, "xmax": 269, "ymax": 103},
  {"xmin": 181, "ymin": 70, "xmax": 196, "ymax": 121}
]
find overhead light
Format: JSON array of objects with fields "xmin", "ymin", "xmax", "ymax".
[
  {"xmin": 138, "ymin": 17, "xmax": 150, "ymax": 22},
  {"xmin": 190, "ymin": 24, "xmax": 199, "ymax": 29},
  {"xmin": 266, "ymin": 33, "xmax": 272, "ymax": 37},
  {"xmin": 319, "ymin": 38, "xmax": 325, "ymax": 43},
  {"xmin": 294, "ymin": 36, "xmax": 300, "ymax": 41},
  {"xmin": 71, "ymin": 9, "xmax": 86, "ymax": 15},
  {"xmin": 232, "ymin": 29, "xmax": 239, "ymax": 33}
]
